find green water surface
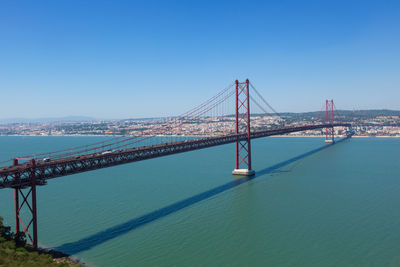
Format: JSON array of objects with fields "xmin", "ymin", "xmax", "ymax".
[{"xmin": 0, "ymin": 136, "xmax": 399, "ymax": 266}]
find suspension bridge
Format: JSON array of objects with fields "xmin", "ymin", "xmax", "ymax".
[{"xmin": 0, "ymin": 79, "xmax": 351, "ymax": 248}]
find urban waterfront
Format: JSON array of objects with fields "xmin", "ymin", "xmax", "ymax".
[{"xmin": 0, "ymin": 136, "xmax": 399, "ymax": 266}]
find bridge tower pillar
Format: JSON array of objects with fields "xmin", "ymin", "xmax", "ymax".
[
  {"xmin": 232, "ymin": 79, "xmax": 255, "ymax": 176},
  {"xmin": 13, "ymin": 158, "xmax": 38, "ymax": 249},
  {"xmin": 325, "ymin": 99, "xmax": 335, "ymax": 144}
]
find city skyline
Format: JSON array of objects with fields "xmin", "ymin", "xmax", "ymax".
[{"xmin": 1, "ymin": 0, "xmax": 400, "ymax": 119}]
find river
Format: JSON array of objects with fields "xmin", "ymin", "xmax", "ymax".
[{"xmin": 0, "ymin": 136, "xmax": 399, "ymax": 266}]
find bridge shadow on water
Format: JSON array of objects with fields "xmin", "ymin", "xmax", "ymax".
[{"xmin": 55, "ymin": 137, "xmax": 349, "ymax": 255}]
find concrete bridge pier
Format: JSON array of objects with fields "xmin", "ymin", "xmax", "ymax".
[
  {"xmin": 325, "ymin": 138, "xmax": 334, "ymax": 144},
  {"xmin": 232, "ymin": 169, "xmax": 255, "ymax": 176}
]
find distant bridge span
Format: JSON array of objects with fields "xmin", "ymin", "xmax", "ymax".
[{"xmin": 0, "ymin": 123, "xmax": 350, "ymax": 189}]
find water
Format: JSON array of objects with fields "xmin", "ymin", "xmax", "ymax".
[{"xmin": 1, "ymin": 136, "xmax": 400, "ymax": 266}]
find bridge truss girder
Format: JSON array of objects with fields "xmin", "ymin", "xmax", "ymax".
[{"xmin": 0, "ymin": 124, "xmax": 351, "ymax": 189}]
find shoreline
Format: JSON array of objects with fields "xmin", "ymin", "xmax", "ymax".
[
  {"xmin": 0, "ymin": 134, "xmax": 399, "ymax": 138},
  {"xmin": 270, "ymin": 135, "xmax": 400, "ymax": 138},
  {"xmin": 37, "ymin": 246, "xmax": 85, "ymax": 266}
]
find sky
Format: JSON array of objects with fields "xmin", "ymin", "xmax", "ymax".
[{"xmin": 1, "ymin": 0, "xmax": 399, "ymax": 119}]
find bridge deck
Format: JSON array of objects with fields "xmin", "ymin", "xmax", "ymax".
[{"xmin": 0, "ymin": 123, "xmax": 350, "ymax": 189}]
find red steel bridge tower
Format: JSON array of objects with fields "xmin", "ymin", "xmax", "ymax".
[
  {"xmin": 12, "ymin": 158, "xmax": 39, "ymax": 249},
  {"xmin": 232, "ymin": 79, "xmax": 255, "ymax": 176},
  {"xmin": 325, "ymin": 99, "xmax": 335, "ymax": 143}
]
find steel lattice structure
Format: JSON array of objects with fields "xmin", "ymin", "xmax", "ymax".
[
  {"xmin": 0, "ymin": 123, "xmax": 351, "ymax": 189},
  {"xmin": 325, "ymin": 99, "xmax": 335, "ymax": 143},
  {"xmin": 234, "ymin": 79, "xmax": 253, "ymax": 174}
]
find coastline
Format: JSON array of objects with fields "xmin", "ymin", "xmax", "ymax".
[
  {"xmin": 269, "ymin": 135, "xmax": 400, "ymax": 138},
  {"xmin": 0, "ymin": 134, "xmax": 399, "ymax": 138},
  {"xmin": 37, "ymin": 247, "xmax": 85, "ymax": 266}
]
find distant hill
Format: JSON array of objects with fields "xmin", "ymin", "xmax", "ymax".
[
  {"xmin": 1, "ymin": 110, "xmax": 399, "ymax": 124},
  {"xmin": 0, "ymin": 116, "xmax": 97, "ymax": 124},
  {"xmin": 279, "ymin": 109, "xmax": 400, "ymax": 116},
  {"xmin": 269, "ymin": 109, "xmax": 400, "ymax": 126},
  {"xmin": 335, "ymin": 109, "xmax": 400, "ymax": 117}
]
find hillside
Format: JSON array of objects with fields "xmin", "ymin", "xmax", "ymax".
[{"xmin": 0, "ymin": 216, "xmax": 81, "ymax": 267}]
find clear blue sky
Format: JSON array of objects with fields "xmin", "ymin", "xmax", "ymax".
[{"xmin": 1, "ymin": 0, "xmax": 399, "ymax": 119}]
